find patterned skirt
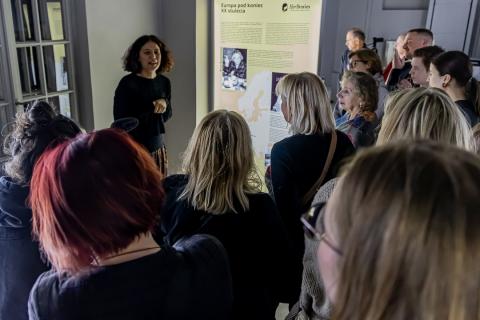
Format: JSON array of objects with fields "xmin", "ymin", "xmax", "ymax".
[{"xmin": 152, "ymin": 146, "xmax": 168, "ymax": 176}]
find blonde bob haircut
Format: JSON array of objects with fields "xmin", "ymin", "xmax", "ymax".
[
  {"xmin": 276, "ymin": 72, "xmax": 335, "ymax": 135},
  {"xmin": 377, "ymin": 87, "xmax": 473, "ymax": 151},
  {"xmin": 179, "ymin": 110, "xmax": 261, "ymax": 214},
  {"xmin": 332, "ymin": 141, "xmax": 480, "ymax": 320}
]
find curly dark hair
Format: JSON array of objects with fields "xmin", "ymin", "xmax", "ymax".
[
  {"xmin": 122, "ymin": 35, "xmax": 174, "ymax": 74},
  {"xmin": 3, "ymin": 101, "xmax": 81, "ymax": 185}
]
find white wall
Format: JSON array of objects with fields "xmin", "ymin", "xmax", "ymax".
[
  {"xmin": 73, "ymin": 0, "xmax": 200, "ymax": 174},
  {"xmin": 160, "ymin": 0, "xmax": 198, "ymax": 174},
  {"xmin": 81, "ymin": 0, "xmax": 162, "ymax": 130},
  {"xmin": 427, "ymin": 0, "xmax": 479, "ymax": 52},
  {"xmin": 318, "ymin": 0, "xmax": 428, "ymax": 94}
]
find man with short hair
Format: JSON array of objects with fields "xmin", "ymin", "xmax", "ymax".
[
  {"xmin": 410, "ymin": 45, "xmax": 444, "ymax": 87},
  {"xmin": 340, "ymin": 28, "xmax": 366, "ymax": 80},
  {"xmin": 403, "ymin": 28, "xmax": 434, "ymax": 59},
  {"xmin": 387, "ymin": 28, "xmax": 434, "ymax": 90}
]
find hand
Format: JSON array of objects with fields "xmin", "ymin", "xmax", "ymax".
[
  {"xmin": 392, "ymin": 50, "xmax": 405, "ymax": 70},
  {"xmin": 397, "ymin": 79, "xmax": 413, "ymax": 90},
  {"xmin": 153, "ymin": 99, "xmax": 167, "ymax": 113}
]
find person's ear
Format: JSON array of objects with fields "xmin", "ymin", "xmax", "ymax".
[{"xmin": 442, "ymin": 74, "xmax": 452, "ymax": 88}]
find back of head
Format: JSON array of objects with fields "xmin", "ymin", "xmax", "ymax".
[
  {"xmin": 3, "ymin": 101, "xmax": 81, "ymax": 185},
  {"xmin": 276, "ymin": 72, "xmax": 335, "ymax": 135},
  {"xmin": 341, "ymin": 71, "xmax": 379, "ymax": 114},
  {"xmin": 349, "ymin": 48, "xmax": 383, "ymax": 75},
  {"xmin": 377, "ymin": 87, "xmax": 473, "ymax": 150},
  {"xmin": 412, "ymin": 45, "xmax": 444, "ymax": 71},
  {"xmin": 333, "ymin": 141, "xmax": 480, "ymax": 320},
  {"xmin": 30, "ymin": 129, "xmax": 164, "ymax": 274},
  {"xmin": 181, "ymin": 110, "xmax": 261, "ymax": 214}
]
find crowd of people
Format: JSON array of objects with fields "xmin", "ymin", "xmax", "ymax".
[{"xmin": 1, "ymin": 26, "xmax": 480, "ymax": 320}]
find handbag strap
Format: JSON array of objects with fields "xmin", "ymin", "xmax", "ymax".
[{"xmin": 302, "ymin": 131, "xmax": 337, "ymax": 207}]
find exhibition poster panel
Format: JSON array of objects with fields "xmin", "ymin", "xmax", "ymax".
[{"xmin": 213, "ymin": 0, "xmax": 322, "ymax": 171}]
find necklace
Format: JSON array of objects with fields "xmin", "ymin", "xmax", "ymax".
[{"xmin": 103, "ymin": 246, "xmax": 160, "ymax": 260}]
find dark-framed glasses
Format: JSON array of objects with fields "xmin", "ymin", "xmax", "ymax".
[
  {"xmin": 301, "ymin": 202, "xmax": 343, "ymax": 255},
  {"xmin": 348, "ymin": 60, "xmax": 367, "ymax": 69}
]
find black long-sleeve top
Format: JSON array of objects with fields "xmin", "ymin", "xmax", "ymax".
[
  {"xmin": 113, "ymin": 73, "xmax": 172, "ymax": 152},
  {"xmin": 28, "ymin": 235, "xmax": 233, "ymax": 320},
  {"xmin": 159, "ymin": 174, "xmax": 293, "ymax": 320}
]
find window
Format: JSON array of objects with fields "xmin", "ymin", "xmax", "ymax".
[
  {"xmin": 383, "ymin": 0, "xmax": 429, "ymax": 10},
  {"xmin": 2, "ymin": 0, "xmax": 76, "ymax": 118}
]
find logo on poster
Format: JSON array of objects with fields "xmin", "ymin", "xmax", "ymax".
[{"xmin": 281, "ymin": 3, "xmax": 311, "ymax": 11}]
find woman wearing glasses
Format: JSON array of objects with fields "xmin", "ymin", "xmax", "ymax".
[
  {"xmin": 348, "ymin": 48, "xmax": 389, "ymax": 120},
  {"xmin": 336, "ymin": 71, "xmax": 378, "ymax": 148},
  {"xmin": 304, "ymin": 141, "xmax": 480, "ymax": 319}
]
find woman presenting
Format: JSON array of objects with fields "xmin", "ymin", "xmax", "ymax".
[{"xmin": 114, "ymin": 35, "xmax": 173, "ymax": 175}]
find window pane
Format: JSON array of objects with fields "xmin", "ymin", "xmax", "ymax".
[
  {"xmin": 43, "ymin": 44, "xmax": 69, "ymax": 92},
  {"xmin": 0, "ymin": 103, "xmax": 13, "ymax": 158},
  {"xmin": 17, "ymin": 46, "xmax": 41, "ymax": 96},
  {"xmin": 38, "ymin": 0, "xmax": 65, "ymax": 41},
  {"xmin": 48, "ymin": 93, "xmax": 71, "ymax": 117},
  {"xmin": 383, "ymin": 0, "xmax": 428, "ymax": 10},
  {"xmin": 0, "ymin": 62, "xmax": 5, "ymax": 101},
  {"xmin": 11, "ymin": 0, "xmax": 36, "ymax": 41}
]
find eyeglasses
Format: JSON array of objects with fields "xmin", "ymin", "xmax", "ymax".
[
  {"xmin": 348, "ymin": 60, "xmax": 367, "ymax": 69},
  {"xmin": 301, "ymin": 202, "xmax": 343, "ymax": 255}
]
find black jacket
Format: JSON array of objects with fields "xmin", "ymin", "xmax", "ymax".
[
  {"xmin": 160, "ymin": 174, "xmax": 292, "ymax": 320},
  {"xmin": 0, "ymin": 176, "xmax": 49, "ymax": 320},
  {"xmin": 270, "ymin": 131, "xmax": 355, "ymax": 299}
]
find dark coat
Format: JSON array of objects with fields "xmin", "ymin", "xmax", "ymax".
[{"xmin": 0, "ymin": 176, "xmax": 49, "ymax": 320}]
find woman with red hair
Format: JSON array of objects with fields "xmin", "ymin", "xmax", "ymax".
[{"xmin": 28, "ymin": 129, "xmax": 232, "ymax": 320}]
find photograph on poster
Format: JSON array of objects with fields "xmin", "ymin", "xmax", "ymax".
[
  {"xmin": 222, "ymin": 48, "xmax": 247, "ymax": 91},
  {"xmin": 271, "ymin": 72, "xmax": 287, "ymax": 111}
]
